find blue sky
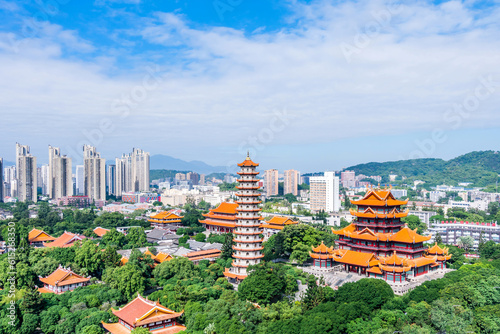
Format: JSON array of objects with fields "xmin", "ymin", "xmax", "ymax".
[{"xmin": 0, "ymin": 0, "xmax": 499, "ymax": 172}]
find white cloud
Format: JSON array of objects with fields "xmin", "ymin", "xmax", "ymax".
[{"xmin": 1, "ymin": 0, "xmax": 499, "ymax": 167}]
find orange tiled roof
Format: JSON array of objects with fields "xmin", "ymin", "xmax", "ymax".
[
  {"xmin": 260, "ymin": 223, "xmax": 284, "ymax": 230},
  {"xmin": 310, "ymin": 252, "xmax": 335, "ymax": 260},
  {"xmin": 223, "ymin": 268, "xmax": 247, "ymax": 279},
  {"xmin": 334, "ymin": 250, "xmax": 376, "ymax": 267},
  {"xmin": 101, "ymin": 322, "xmax": 187, "ymax": 334},
  {"xmin": 93, "ymin": 227, "xmax": 110, "ymax": 237},
  {"xmin": 154, "ymin": 252, "xmax": 173, "ymax": 263},
  {"xmin": 202, "ymin": 220, "xmax": 236, "ymax": 228},
  {"xmin": 185, "ymin": 249, "xmax": 221, "ymax": 259},
  {"xmin": 28, "ymin": 228, "xmax": 56, "ymax": 243},
  {"xmin": 38, "ymin": 287, "xmax": 54, "ymax": 294},
  {"xmin": 333, "ymin": 224, "xmax": 431, "ymax": 244},
  {"xmin": 379, "ymin": 265, "xmax": 413, "ymax": 273},
  {"xmin": 149, "ymin": 325, "xmax": 187, "ymax": 334},
  {"xmin": 351, "ymin": 188, "xmax": 408, "ymax": 207},
  {"xmin": 39, "ymin": 266, "xmax": 90, "ymax": 287},
  {"xmin": 143, "ymin": 249, "xmax": 155, "ymax": 259},
  {"xmin": 411, "ymin": 255, "xmax": 438, "ymax": 267},
  {"xmin": 149, "ymin": 211, "xmax": 184, "ymax": 221},
  {"xmin": 266, "ymin": 216, "xmax": 299, "ymax": 226},
  {"xmin": 389, "ymin": 226, "xmax": 432, "ymax": 243},
  {"xmin": 379, "ymin": 251, "xmax": 405, "ymax": 266},
  {"xmin": 367, "ymin": 266, "xmax": 383, "ymax": 274},
  {"xmin": 112, "ymin": 294, "xmax": 183, "ymax": 326},
  {"xmin": 101, "ymin": 322, "xmax": 131, "ymax": 334},
  {"xmin": 331, "ymin": 223, "xmax": 356, "ymax": 236},
  {"xmin": 120, "ymin": 257, "xmax": 128, "ymax": 265},
  {"xmin": 311, "ymin": 241, "xmax": 334, "ymax": 254},
  {"xmin": 237, "ymin": 155, "xmax": 259, "ymax": 167},
  {"xmin": 437, "ymin": 255, "xmax": 452, "ymax": 261},
  {"xmin": 350, "ymin": 207, "xmax": 409, "ymax": 219},
  {"xmin": 202, "ymin": 214, "xmax": 237, "ymax": 221},
  {"xmin": 212, "ymin": 202, "xmax": 239, "ymax": 214},
  {"xmin": 427, "ymin": 242, "xmax": 447, "ymax": 255},
  {"xmin": 44, "ymin": 232, "xmax": 85, "ymax": 248}
]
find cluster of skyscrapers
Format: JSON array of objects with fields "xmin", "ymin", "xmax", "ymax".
[
  {"xmin": 263, "ymin": 169, "xmax": 301, "ymax": 196},
  {"xmin": 263, "ymin": 168, "xmax": 340, "ymax": 213},
  {"xmin": 1, "ymin": 144, "xmax": 150, "ymax": 203}
]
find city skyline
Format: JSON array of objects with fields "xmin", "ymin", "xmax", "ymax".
[{"xmin": 1, "ymin": 1, "xmax": 499, "ymax": 171}]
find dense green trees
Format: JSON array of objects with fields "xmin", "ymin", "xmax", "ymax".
[
  {"xmin": 401, "ymin": 215, "xmax": 427, "ymax": 234},
  {"xmin": 182, "ymin": 204, "xmax": 204, "ymax": 227},
  {"xmin": 238, "ymin": 262, "xmax": 294, "ymax": 304},
  {"xmin": 347, "ymin": 150, "xmax": 500, "ymax": 187}
]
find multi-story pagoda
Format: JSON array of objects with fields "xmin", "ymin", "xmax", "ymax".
[
  {"xmin": 224, "ymin": 154, "xmax": 263, "ymax": 281},
  {"xmin": 315, "ymin": 187, "xmax": 450, "ymax": 283}
]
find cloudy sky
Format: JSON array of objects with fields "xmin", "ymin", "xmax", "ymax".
[{"xmin": 1, "ymin": 0, "xmax": 499, "ymax": 172}]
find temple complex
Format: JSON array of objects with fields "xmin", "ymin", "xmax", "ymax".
[
  {"xmin": 38, "ymin": 266, "xmax": 90, "ymax": 294},
  {"xmin": 102, "ymin": 294, "xmax": 186, "ymax": 334},
  {"xmin": 261, "ymin": 216, "xmax": 299, "ymax": 241},
  {"xmin": 310, "ymin": 188, "xmax": 450, "ymax": 283},
  {"xmin": 149, "ymin": 211, "xmax": 184, "ymax": 229},
  {"xmin": 224, "ymin": 154, "xmax": 264, "ymax": 281},
  {"xmin": 200, "ymin": 202, "xmax": 238, "ymax": 234},
  {"xmin": 28, "ymin": 228, "xmax": 55, "ymax": 247}
]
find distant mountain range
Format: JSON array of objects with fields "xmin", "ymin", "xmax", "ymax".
[
  {"xmin": 345, "ymin": 150, "xmax": 500, "ymax": 188},
  {"xmin": 149, "ymin": 155, "xmax": 228, "ymax": 174}
]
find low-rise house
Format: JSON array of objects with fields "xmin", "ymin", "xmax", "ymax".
[
  {"xmin": 28, "ymin": 228, "xmax": 56, "ymax": 247},
  {"xmin": 260, "ymin": 216, "xmax": 299, "ymax": 240},
  {"xmin": 102, "ymin": 294, "xmax": 186, "ymax": 333},
  {"xmin": 146, "ymin": 228, "xmax": 181, "ymax": 244},
  {"xmin": 184, "ymin": 249, "xmax": 222, "ymax": 264},
  {"xmin": 148, "ymin": 211, "xmax": 184, "ymax": 229},
  {"xmin": 38, "ymin": 266, "xmax": 90, "ymax": 294},
  {"xmin": 44, "ymin": 231, "xmax": 85, "ymax": 248}
]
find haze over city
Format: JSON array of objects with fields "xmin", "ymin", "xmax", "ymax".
[{"xmin": 1, "ymin": 1, "xmax": 500, "ymax": 171}]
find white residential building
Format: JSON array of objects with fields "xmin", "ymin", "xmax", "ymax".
[
  {"xmin": 115, "ymin": 148, "xmax": 150, "ymax": 197},
  {"xmin": 390, "ymin": 189, "xmax": 408, "ymax": 199},
  {"xmin": 48, "ymin": 146, "xmax": 73, "ymax": 199},
  {"xmin": 264, "ymin": 169, "xmax": 279, "ymax": 197},
  {"xmin": 310, "ymin": 172, "xmax": 340, "ymax": 213},
  {"xmin": 429, "ymin": 191, "xmax": 446, "ymax": 203},
  {"xmin": 107, "ymin": 164, "xmax": 116, "ymax": 196},
  {"xmin": 83, "ymin": 145, "xmax": 106, "ymax": 201},
  {"xmin": 340, "ymin": 170, "xmax": 356, "ymax": 188},
  {"xmin": 284, "ymin": 169, "xmax": 300, "ymax": 196},
  {"xmin": 16, "ymin": 143, "xmax": 37, "ymax": 202},
  {"xmin": 409, "ymin": 210, "xmax": 437, "ymax": 227},
  {"xmin": 75, "ymin": 165, "xmax": 84, "ymax": 195}
]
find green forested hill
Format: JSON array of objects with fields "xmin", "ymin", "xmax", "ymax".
[{"xmin": 346, "ymin": 150, "xmax": 500, "ymax": 188}]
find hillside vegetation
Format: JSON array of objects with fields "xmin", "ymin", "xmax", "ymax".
[{"xmin": 347, "ymin": 151, "xmax": 500, "ymax": 188}]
